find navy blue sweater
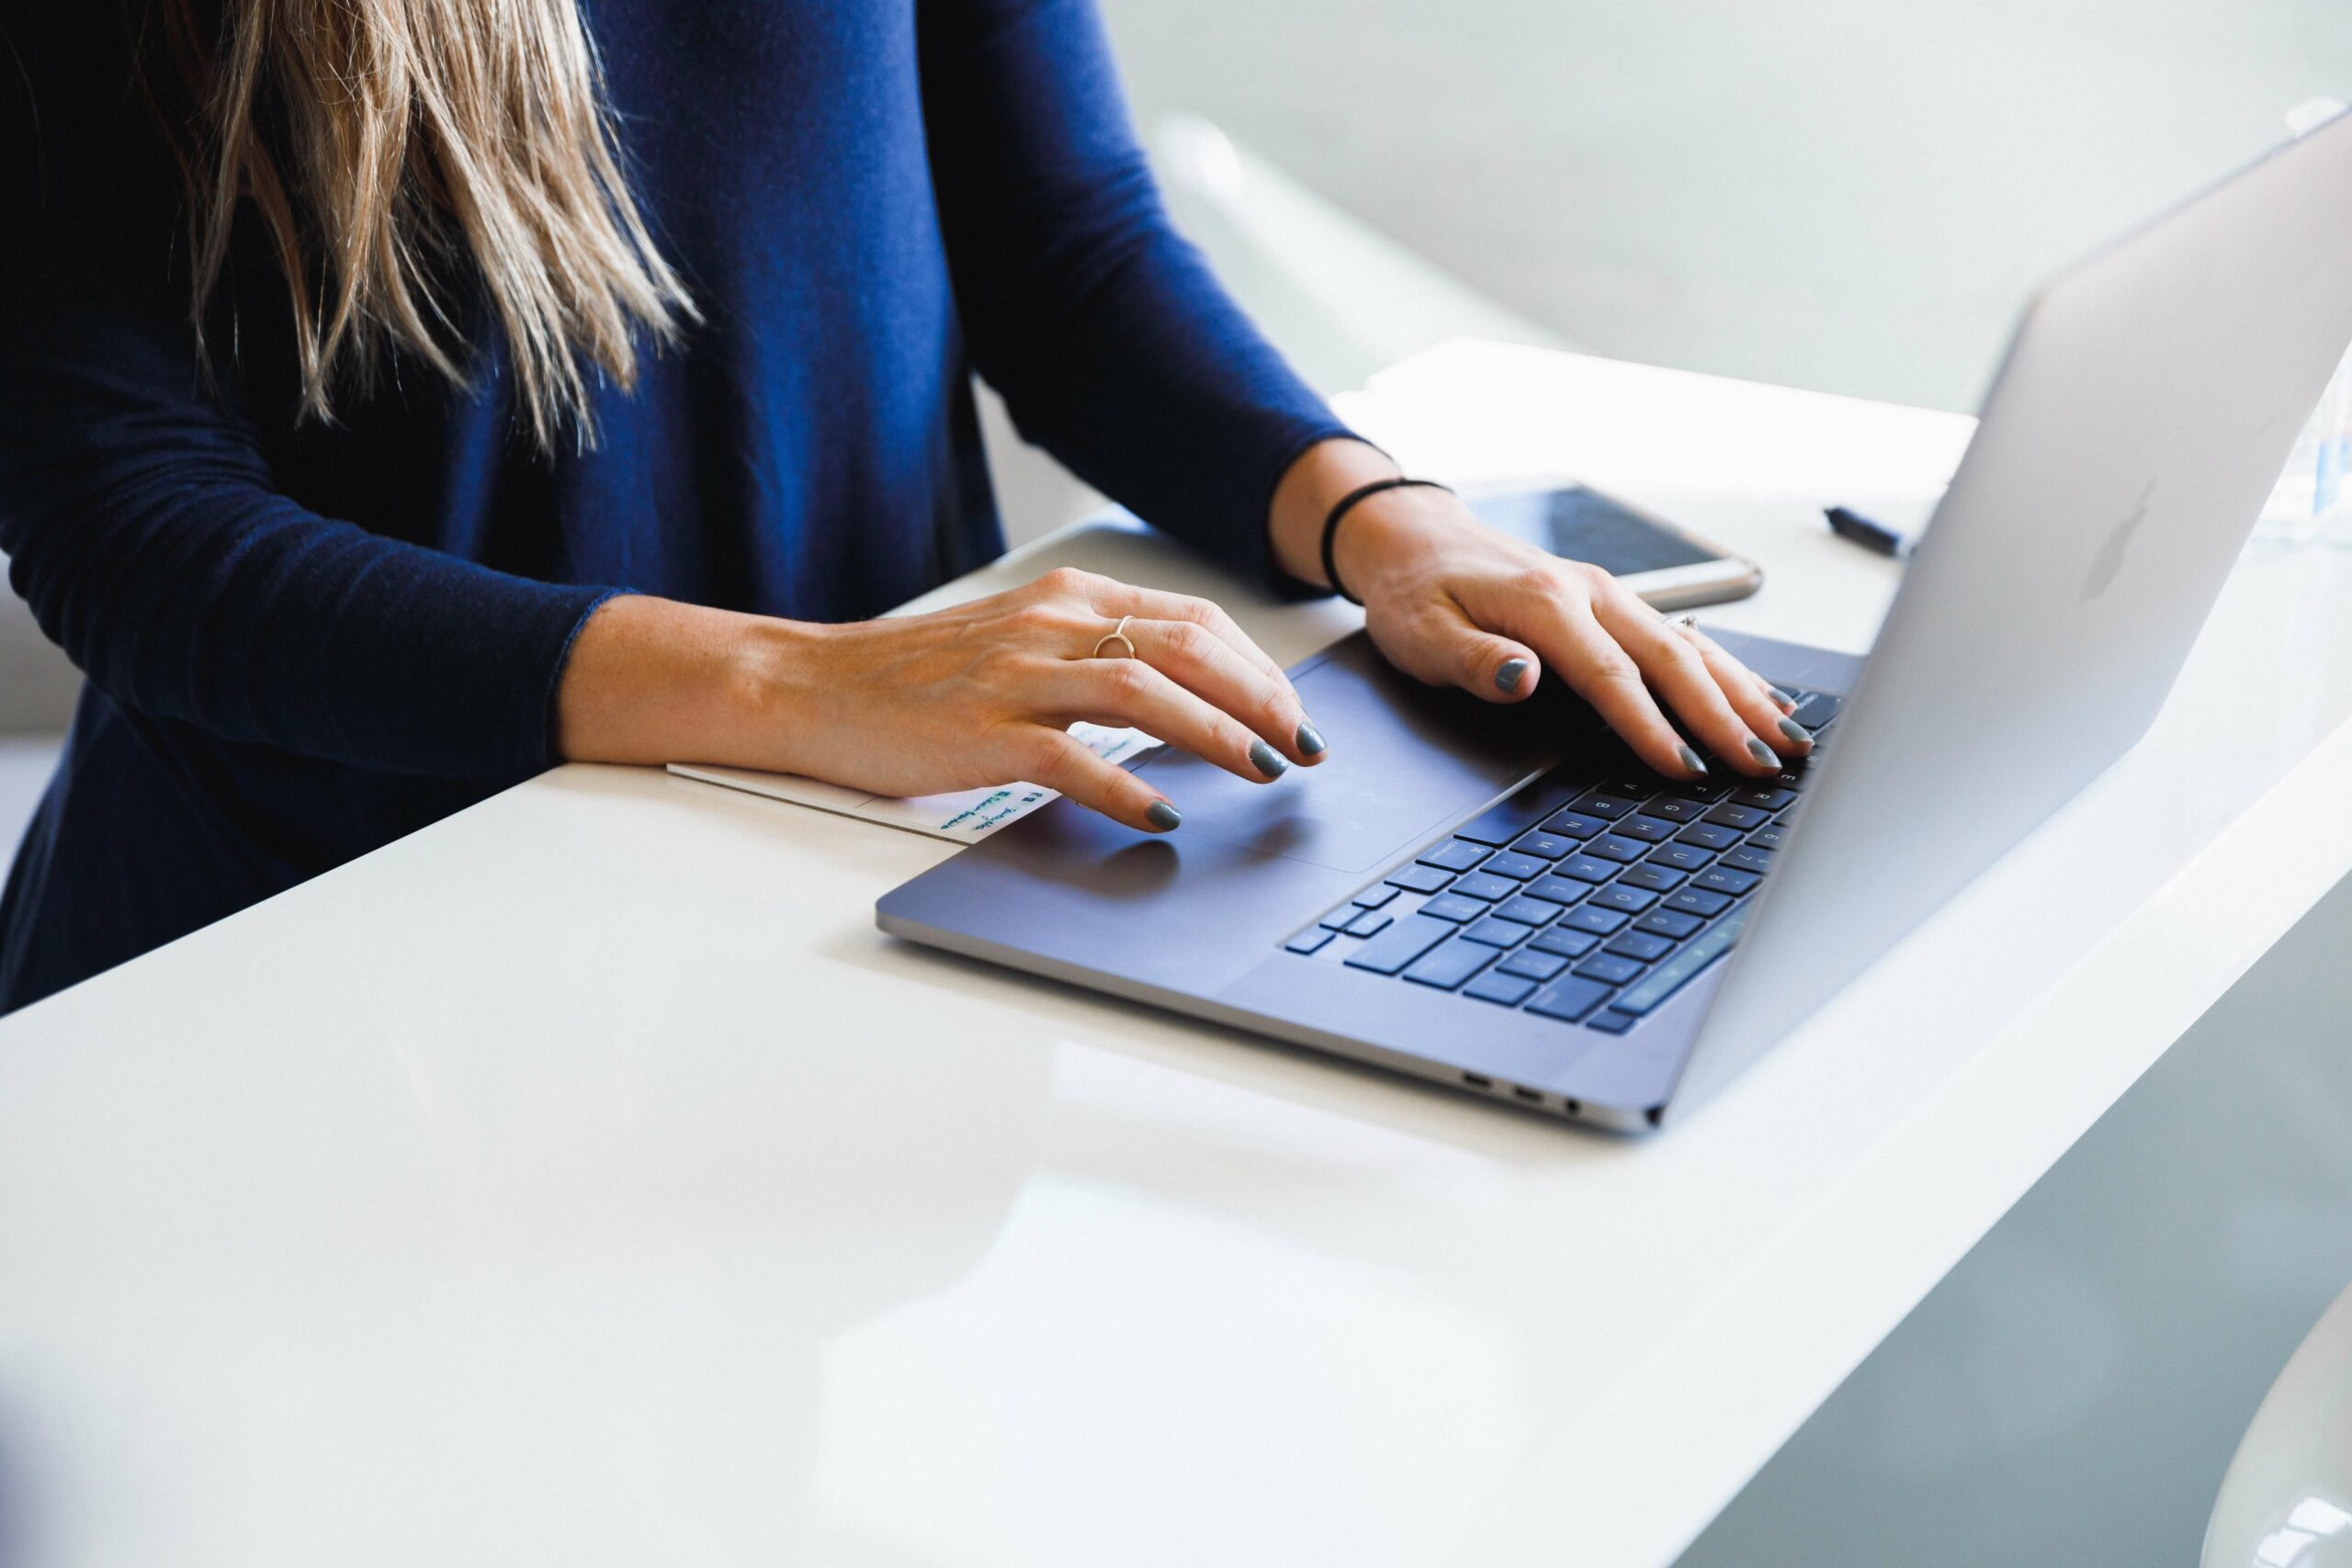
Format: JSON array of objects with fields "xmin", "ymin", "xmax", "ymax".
[{"xmin": 0, "ymin": 0, "xmax": 1348, "ymax": 1013}]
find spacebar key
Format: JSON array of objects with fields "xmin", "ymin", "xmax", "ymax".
[
  {"xmin": 1612, "ymin": 906, "xmax": 1752, "ymax": 1016},
  {"xmin": 1342, "ymin": 914, "xmax": 1456, "ymax": 975}
]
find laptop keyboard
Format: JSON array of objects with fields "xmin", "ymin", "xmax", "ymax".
[{"xmin": 1282, "ymin": 686, "xmax": 1843, "ymax": 1034}]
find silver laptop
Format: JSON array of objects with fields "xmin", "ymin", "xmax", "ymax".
[{"xmin": 879, "ymin": 110, "xmax": 2352, "ymax": 1132}]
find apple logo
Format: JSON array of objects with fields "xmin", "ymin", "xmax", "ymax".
[{"xmin": 2082, "ymin": 480, "xmax": 2155, "ymax": 602}]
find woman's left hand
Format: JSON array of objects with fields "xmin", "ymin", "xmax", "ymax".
[{"xmin": 1272, "ymin": 441, "xmax": 1814, "ymax": 781}]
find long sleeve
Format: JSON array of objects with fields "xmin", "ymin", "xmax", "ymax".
[
  {"xmin": 917, "ymin": 0, "xmax": 1353, "ymax": 591},
  {"xmin": 0, "ymin": 7, "xmax": 615, "ymax": 781}
]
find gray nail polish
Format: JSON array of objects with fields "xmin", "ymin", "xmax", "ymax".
[
  {"xmin": 1296, "ymin": 720, "xmax": 1327, "ymax": 757},
  {"xmin": 1250, "ymin": 739, "xmax": 1288, "ymax": 779},
  {"xmin": 1495, "ymin": 658, "xmax": 1529, "ymax": 694},
  {"xmin": 1777, "ymin": 716, "xmax": 1813, "ymax": 745},
  {"xmin": 1745, "ymin": 736, "xmax": 1778, "ymax": 767},
  {"xmin": 1145, "ymin": 800, "xmax": 1182, "ymax": 831},
  {"xmin": 1678, "ymin": 744, "xmax": 1708, "ymax": 777},
  {"xmin": 1770, "ymin": 685, "xmax": 1797, "ymax": 709}
]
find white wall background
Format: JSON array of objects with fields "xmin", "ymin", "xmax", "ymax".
[{"xmin": 1100, "ymin": 0, "xmax": 2352, "ymax": 412}]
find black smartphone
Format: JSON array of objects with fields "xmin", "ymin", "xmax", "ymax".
[{"xmin": 1463, "ymin": 480, "xmax": 1762, "ymax": 611}]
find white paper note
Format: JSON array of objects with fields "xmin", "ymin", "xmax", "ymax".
[{"xmin": 666, "ymin": 722, "xmax": 1159, "ymax": 843}]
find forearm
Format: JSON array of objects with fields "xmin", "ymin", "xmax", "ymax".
[{"xmin": 553, "ymin": 593, "xmax": 811, "ymax": 767}]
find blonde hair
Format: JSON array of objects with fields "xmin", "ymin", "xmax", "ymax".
[{"xmin": 156, "ymin": 0, "xmax": 695, "ymax": 450}]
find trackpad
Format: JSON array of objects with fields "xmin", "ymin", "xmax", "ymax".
[{"xmin": 1131, "ymin": 635, "xmax": 1571, "ymax": 874}]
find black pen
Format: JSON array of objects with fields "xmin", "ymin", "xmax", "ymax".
[{"xmin": 1824, "ymin": 505, "xmax": 1912, "ymax": 558}]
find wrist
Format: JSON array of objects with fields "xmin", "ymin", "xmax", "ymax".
[
  {"xmin": 556, "ymin": 593, "xmax": 822, "ymax": 768},
  {"xmin": 1267, "ymin": 437, "xmax": 1400, "ymax": 585},
  {"xmin": 1329, "ymin": 486, "xmax": 1460, "ymax": 605}
]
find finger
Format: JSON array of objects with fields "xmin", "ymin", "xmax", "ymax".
[
  {"xmin": 1077, "ymin": 579, "xmax": 1294, "ymax": 690},
  {"xmin": 1591, "ymin": 593, "xmax": 1785, "ymax": 775},
  {"xmin": 1003, "ymin": 724, "xmax": 1183, "ymax": 833},
  {"xmin": 1381, "ymin": 597, "xmax": 1544, "ymax": 704},
  {"xmin": 1682, "ymin": 626, "xmax": 1814, "ymax": 756},
  {"xmin": 1123, "ymin": 616, "xmax": 1329, "ymax": 762},
  {"xmin": 1505, "ymin": 593, "xmax": 1710, "ymax": 780},
  {"xmin": 1043, "ymin": 656, "xmax": 1294, "ymax": 785}
]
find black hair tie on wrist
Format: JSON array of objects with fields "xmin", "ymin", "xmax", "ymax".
[{"xmin": 1319, "ymin": 477, "xmax": 1454, "ymax": 605}]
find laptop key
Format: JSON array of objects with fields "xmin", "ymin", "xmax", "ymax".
[
  {"xmin": 1342, "ymin": 914, "xmax": 1455, "ymax": 975},
  {"xmin": 1319, "ymin": 906, "xmax": 1361, "ymax": 930},
  {"xmin": 1462, "ymin": 970, "xmax": 1538, "ymax": 1007},
  {"xmin": 1454, "ymin": 795, "xmax": 1557, "ymax": 847},
  {"xmin": 1563, "ymin": 906, "xmax": 1629, "ymax": 935},
  {"xmin": 1450, "ymin": 871, "xmax": 1518, "ymax": 902},
  {"xmin": 1646, "ymin": 842, "xmax": 1715, "ymax": 874},
  {"xmin": 1540, "ymin": 809, "xmax": 1607, "ymax": 840},
  {"xmin": 1386, "ymin": 863, "xmax": 1454, "ymax": 895},
  {"xmin": 1721, "ymin": 845, "xmax": 1775, "ymax": 875},
  {"xmin": 1619, "ymin": 863, "xmax": 1685, "ymax": 893},
  {"xmin": 1573, "ymin": 953, "xmax": 1647, "ymax": 985},
  {"xmin": 1606, "ymin": 931, "xmax": 1677, "ymax": 963},
  {"xmin": 1584, "ymin": 1010, "xmax": 1638, "ymax": 1034},
  {"xmin": 1611, "ymin": 815, "xmax": 1677, "ymax": 843},
  {"xmin": 1498, "ymin": 949, "xmax": 1570, "ymax": 981},
  {"xmin": 1343, "ymin": 908, "xmax": 1395, "ymax": 938},
  {"xmin": 1704, "ymin": 803, "xmax": 1770, "ymax": 830},
  {"xmin": 1559, "ymin": 855, "xmax": 1618, "ymax": 884},
  {"xmin": 1589, "ymin": 885, "xmax": 1658, "ymax": 916},
  {"xmin": 1419, "ymin": 839, "xmax": 1488, "ymax": 873},
  {"xmin": 1530, "ymin": 926, "xmax": 1601, "ymax": 959},
  {"xmin": 1573, "ymin": 791, "xmax": 1642, "ymax": 820},
  {"xmin": 1729, "ymin": 784, "xmax": 1798, "ymax": 812},
  {"xmin": 1613, "ymin": 906, "xmax": 1751, "ymax": 1015},
  {"xmin": 1525, "ymin": 874, "xmax": 1592, "ymax": 906},
  {"xmin": 1792, "ymin": 691, "xmax": 1842, "ymax": 729},
  {"xmin": 1284, "ymin": 929, "xmax": 1335, "ymax": 955},
  {"xmin": 1665, "ymin": 886, "xmax": 1735, "ymax": 919},
  {"xmin": 1352, "ymin": 884, "xmax": 1401, "ymax": 909},
  {"xmin": 1494, "ymin": 895, "xmax": 1565, "ymax": 926},
  {"xmin": 1636, "ymin": 908, "xmax": 1705, "ymax": 940},
  {"xmin": 1419, "ymin": 893, "xmax": 1487, "ymax": 923},
  {"xmin": 1675, "ymin": 822, "xmax": 1742, "ymax": 852},
  {"xmin": 1482, "ymin": 852, "xmax": 1546, "ymax": 881},
  {"xmin": 1588, "ymin": 835, "xmax": 1647, "ymax": 863},
  {"xmin": 1401, "ymin": 936, "xmax": 1496, "ymax": 990},
  {"xmin": 1637, "ymin": 795, "xmax": 1707, "ymax": 823},
  {"xmin": 1525, "ymin": 976, "xmax": 1616, "ymax": 1023},
  {"xmin": 1693, "ymin": 865, "xmax": 1762, "ymax": 897},
  {"xmin": 1459, "ymin": 917, "xmax": 1530, "ymax": 948},
  {"xmin": 1511, "ymin": 831, "xmax": 1576, "ymax": 862},
  {"xmin": 1747, "ymin": 825, "xmax": 1788, "ymax": 852}
]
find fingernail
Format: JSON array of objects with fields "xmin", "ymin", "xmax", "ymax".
[
  {"xmin": 1745, "ymin": 736, "xmax": 1778, "ymax": 767},
  {"xmin": 1495, "ymin": 659, "xmax": 1529, "ymax": 694},
  {"xmin": 1146, "ymin": 800, "xmax": 1182, "ymax": 831},
  {"xmin": 1296, "ymin": 720, "xmax": 1327, "ymax": 757},
  {"xmin": 1678, "ymin": 744, "xmax": 1708, "ymax": 777},
  {"xmin": 1777, "ymin": 716, "xmax": 1813, "ymax": 746},
  {"xmin": 1250, "ymin": 739, "xmax": 1288, "ymax": 779},
  {"xmin": 1770, "ymin": 685, "xmax": 1797, "ymax": 710}
]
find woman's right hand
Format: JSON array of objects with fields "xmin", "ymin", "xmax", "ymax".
[{"xmin": 555, "ymin": 568, "xmax": 1329, "ymax": 832}]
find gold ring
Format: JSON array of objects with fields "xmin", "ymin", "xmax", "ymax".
[{"xmin": 1091, "ymin": 615, "xmax": 1137, "ymax": 660}]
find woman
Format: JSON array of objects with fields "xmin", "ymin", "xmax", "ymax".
[{"xmin": 0, "ymin": 0, "xmax": 1808, "ymax": 1015}]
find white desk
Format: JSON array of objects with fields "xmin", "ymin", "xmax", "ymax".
[{"xmin": 6, "ymin": 340, "xmax": 2352, "ymax": 1567}]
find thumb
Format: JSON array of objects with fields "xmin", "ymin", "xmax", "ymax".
[{"xmin": 1452, "ymin": 625, "xmax": 1542, "ymax": 703}]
